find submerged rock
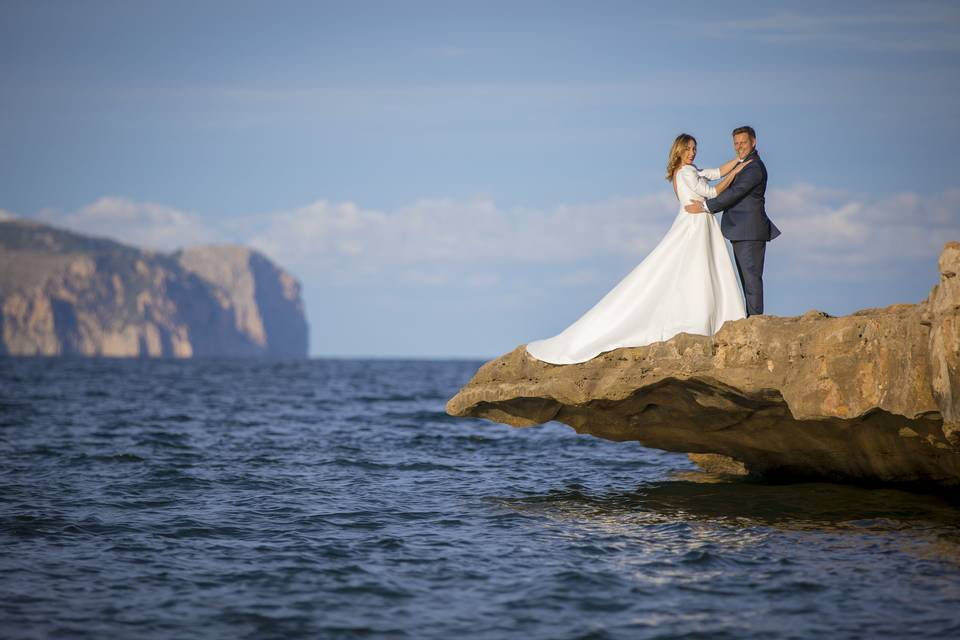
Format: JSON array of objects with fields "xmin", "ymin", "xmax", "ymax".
[{"xmin": 447, "ymin": 242, "xmax": 960, "ymax": 487}]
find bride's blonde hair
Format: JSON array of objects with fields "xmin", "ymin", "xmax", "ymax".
[{"xmin": 665, "ymin": 133, "xmax": 696, "ymax": 181}]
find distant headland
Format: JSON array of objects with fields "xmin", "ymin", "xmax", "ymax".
[{"xmin": 0, "ymin": 219, "xmax": 308, "ymax": 358}]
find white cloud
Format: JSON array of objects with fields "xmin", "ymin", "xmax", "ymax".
[
  {"xmin": 244, "ymin": 186, "xmax": 960, "ymax": 288},
  {"xmin": 770, "ymin": 185, "xmax": 960, "ymax": 275},
  {"xmin": 246, "ymin": 194, "xmax": 677, "ymax": 286},
  {"xmin": 18, "ymin": 186, "xmax": 960, "ymax": 293},
  {"xmin": 0, "ymin": 208, "xmax": 17, "ymax": 221},
  {"xmin": 39, "ymin": 196, "xmax": 224, "ymax": 252}
]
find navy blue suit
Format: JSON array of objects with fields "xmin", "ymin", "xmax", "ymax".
[{"xmin": 704, "ymin": 149, "xmax": 780, "ymax": 316}]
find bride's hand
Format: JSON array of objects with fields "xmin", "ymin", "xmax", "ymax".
[{"xmin": 734, "ymin": 159, "xmax": 753, "ymax": 173}]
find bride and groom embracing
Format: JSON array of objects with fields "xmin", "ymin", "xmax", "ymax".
[{"xmin": 526, "ymin": 125, "xmax": 781, "ymax": 365}]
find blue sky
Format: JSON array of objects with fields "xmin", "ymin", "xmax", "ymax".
[{"xmin": 2, "ymin": 0, "xmax": 959, "ymax": 357}]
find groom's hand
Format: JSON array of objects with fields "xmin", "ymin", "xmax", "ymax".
[{"xmin": 685, "ymin": 201, "xmax": 706, "ymax": 214}]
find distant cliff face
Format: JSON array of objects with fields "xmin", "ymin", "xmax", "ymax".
[
  {"xmin": 176, "ymin": 245, "xmax": 308, "ymax": 358},
  {"xmin": 0, "ymin": 219, "xmax": 308, "ymax": 358}
]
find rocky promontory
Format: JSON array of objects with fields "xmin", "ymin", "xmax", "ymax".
[
  {"xmin": 447, "ymin": 242, "xmax": 960, "ymax": 487},
  {"xmin": 0, "ymin": 219, "xmax": 308, "ymax": 358}
]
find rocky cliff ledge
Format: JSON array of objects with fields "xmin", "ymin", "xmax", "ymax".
[
  {"xmin": 0, "ymin": 219, "xmax": 308, "ymax": 358},
  {"xmin": 447, "ymin": 242, "xmax": 960, "ymax": 487}
]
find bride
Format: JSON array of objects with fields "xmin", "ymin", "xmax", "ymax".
[{"xmin": 525, "ymin": 133, "xmax": 749, "ymax": 365}]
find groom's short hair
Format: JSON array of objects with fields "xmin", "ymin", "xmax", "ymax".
[{"xmin": 732, "ymin": 125, "xmax": 756, "ymax": 140}]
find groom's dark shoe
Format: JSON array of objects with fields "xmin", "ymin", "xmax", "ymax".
[{"xmin": 732, "ymin": 240, "xmax": 766, "ymax": 316}]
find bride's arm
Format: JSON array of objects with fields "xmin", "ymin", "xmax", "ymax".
[
  {"xmin": 713, "ymin": 160, "xmax": 752, "ymax": 195},
  {"xmin": 717, "ymin": 157, "xmax": 740, "ymax": 176},
  {"xmin": 698, "ymin": 166, "xmax": 722, "ymax": 181},
  {"xmin": 698, "ymin": 157, "xmax": 741, "ymax": 182},
  {"xmin": 679, "ymin": 166, "xmax": 717, "ymax": 199}
]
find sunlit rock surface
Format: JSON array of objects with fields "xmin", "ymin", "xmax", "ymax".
[
  {"xmin": 0, "ymin": 219, "xmax": 308, "ymax": 358},
  {"xmin": 447, "ymin": 242, "xmax": 960, "ymax": 487},
  {"xmin": 176, "ymin": 245, "xmax": 308, "ymax": 358}
]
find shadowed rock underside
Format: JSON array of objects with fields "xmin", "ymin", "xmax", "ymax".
[{"xmin": 447, "ymin": 242, "xmax": 960, "ymax": 487}]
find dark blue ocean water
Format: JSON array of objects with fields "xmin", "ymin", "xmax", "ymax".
[{"xmin": 2, "ymin": 358, "xmax": 960, "ymax": 640}]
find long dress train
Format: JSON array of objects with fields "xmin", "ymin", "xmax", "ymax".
[{"xmin": 525, "ymin": 164, "xmax": 746, "ymax": 365}]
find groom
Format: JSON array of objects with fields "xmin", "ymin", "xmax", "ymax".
[{"xmin": 685, "ymin": 125, "xmax": 780, "ymax": 316}]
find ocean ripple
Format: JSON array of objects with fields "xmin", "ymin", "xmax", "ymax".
[{"xmin": 1, "ymin": 358, "xmax": 959, "ymax": 639}]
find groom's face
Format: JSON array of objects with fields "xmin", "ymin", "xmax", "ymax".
[{"xmin": 733, "ymin": 133, "xmax": 756, "ymax": 160}]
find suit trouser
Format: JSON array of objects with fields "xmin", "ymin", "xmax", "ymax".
[{"xmin": 731, "ymin": 240, "xmax": 766, "ymax": 316}]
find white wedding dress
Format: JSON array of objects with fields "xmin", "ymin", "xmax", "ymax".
[{"xmin": 525, "ymin": 164, "xmax": 746, "ymax": 365}]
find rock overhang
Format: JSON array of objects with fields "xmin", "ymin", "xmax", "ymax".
[{"xmin": 447, "ymin": 242, "xmax": 960, "ymax": 487}]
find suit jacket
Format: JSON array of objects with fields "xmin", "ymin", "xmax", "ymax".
[{"xmin": 704, "ymin": 149, "xmax": 781, "ymax": 242}]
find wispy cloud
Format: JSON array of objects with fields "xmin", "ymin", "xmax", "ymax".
[
  {"xmin": 771, "ymin": 185, "xmax": 960, "ymax": 275},
  {"xmin": 706, "ymin": 5, "xmax": 960, "ymax": 53},
  {"xmin": 24, "ymin": 186, "xmax": 960, "ymax": 293},
  {"xmin": 0, "ymin": 208, "xmax": 17, "ymax": 221},
  {"xmin": 38, "ymin": 196, "xmax": 224, "ymax": 252},
  {"xmin": 246, "ymin": 195, "xmax": 676, "ymax": 286}
]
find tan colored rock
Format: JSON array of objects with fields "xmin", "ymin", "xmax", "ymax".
[
  {"xmin": 177, "ymin": 246, "xmax": 267, "ymax": 347},
  {"xmin": 169, "ymin": 326, "xmax": 193, "ymax": 358},
  {"xmin": 177, "ymin": 245, "xmax": 308, "ymax": 358},
  {"xmin": 100, "ymin": 325, "xmax": 140, "ymax": 357},
  {"xmin": 0, "ymin": 219, "xmax": 308, "ymax": 358},
  {"xmin": 687, "ymin": 453, "xmax": 748, "ymax": 476},
  {"xmin": 2, "ymin": 290, "xmax": 59, "ymax": 355},
  {"xmin": 928, "ymin": 241, "xmax": 960, "ymax": 444},
  {"xmin": 447, "ymin": 242, "xmax": 960, "ymax": 487}
]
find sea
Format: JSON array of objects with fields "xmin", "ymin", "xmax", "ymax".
[{"xmin": 2, "ymin": 357, "xmax": 960, "ymax": 640}]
